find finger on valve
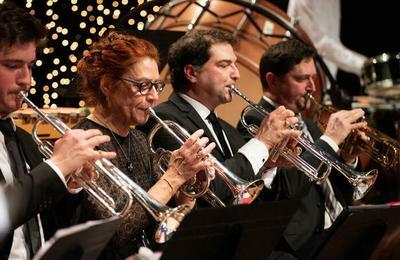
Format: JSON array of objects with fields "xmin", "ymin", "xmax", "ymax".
[
  {"xmin": 66, "ymin": 163, "xmax": 97, "ymax": 189},
  {"xmin": 285, "ymin": 129, "xmax": 301, "ymax": 142},
  {"xmin": 286, "ymin": 115, "xmax": 299, "ymax": 128},
  {"xmin": 192, "ymin": 136, "xmax": 211, "ymax": 161},
  {"xmin": 80, "ymin": 162, "xmax": 98, "ymax": 180},
  {"xmin": 357, "ymin": 130, "xmax": 370, "ymax": 143},
  {"xmin": 200, "ymin": 142, "xmax": 216, "ymax": 159},
  {"xmin": 176, "ymin": 130, "xmax": 205, "ymax": 163},
  {"xmin": 184, "ymin": 129, "xmax": 205, "ymax": 147}
]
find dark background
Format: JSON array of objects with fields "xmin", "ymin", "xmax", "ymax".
[{"xmin": 270, "ymin": 0, "xmax": 400, "ymax": 96}]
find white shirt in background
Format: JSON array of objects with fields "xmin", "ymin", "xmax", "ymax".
[{"xmin": 287, "ymin": 0, "xmax": 367, "ymax": 78}]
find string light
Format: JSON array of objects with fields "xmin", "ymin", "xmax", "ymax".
[{"xmin": 26, "ymin": 0, "xmax": 154, "ymax": 108}]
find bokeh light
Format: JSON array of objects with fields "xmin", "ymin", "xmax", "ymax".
[{"xmin": 10, "ymin": 0, "xmax": 155, "ymax": 108}]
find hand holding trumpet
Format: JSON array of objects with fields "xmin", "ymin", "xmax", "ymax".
[
  {"xmin": 324, "ymin": 108, "xmax": 367, "ymax": 146},
  {"xmin": 166, "ymin": 129, "xmax": 216, "ymax": 187},
  {"xmin": 50, "ymin": 129, "xmax": 116, "ymax": 189},
  {"xmin": 255, "ymin": 106, "xmax": 302, "ymax": 149},
  {"xmin": 323, "ymin": 108, "xmax": 368, "ymax": 164}
]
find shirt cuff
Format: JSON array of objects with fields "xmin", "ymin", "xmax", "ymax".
[
  {"xmin": 319, "ymin": 135, "xmax": 339, "ymax": 152},
  {"xmin": 238, "ymin": 138, "xmax": 269, "ymax": 175},
  {"xmin": 319, "ymin": 135, "xmax": 358, "ymax": 167},
  {"xmin": 261, "ymin": 167, "xmax": 277, "ymax": 189},
  {"xmin": 45, "ymin": 160, "xmax": 82, "ymax": 194}
]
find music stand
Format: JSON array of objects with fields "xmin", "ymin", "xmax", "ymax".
[
  {"xmin": 314, "ymin": 204, "xmax": 400, "ymax": 260},
  {"xmin": 33, "ymin": 216, "xmax": 122, "ymax": 260},
  {"xmin": 161, "ymin": 200, "xmax": 299, "ymax": 260}
]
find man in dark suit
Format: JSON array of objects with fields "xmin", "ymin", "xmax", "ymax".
[
  {"xmin": 0, "ymin": 3, "xmax": 115, "ymax": 259},
  {"xmin": 138, "ymin": 30, "xmax": 301, "ymax": 204},
  {"xmin": 237, "ymin": 39, "xmax": 369, "ymax": 259}
]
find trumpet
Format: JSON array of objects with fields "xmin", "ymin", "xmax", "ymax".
[
  {"xmin": 152, "ymin": 147, "xmax": 226, "ymax": 207},
  {"xmin": 229, "ymin": 85, "xmax": 378, "ymax": 200},
  {"xmin": 304, "ymin": 92, "xmax": 400, "ymax": 169},
  {"xmin": 20, "ymin": 91, "xmax": 189, "ymax": 243},
  {"xmin": 147, "ymin": 107, "xmax": 264, "ymax": 205}
]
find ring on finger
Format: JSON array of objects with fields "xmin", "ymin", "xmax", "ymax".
[
  {"xmin": 174, "ymin": 154, "xmax": 184, "ymax": 161},
  {"xmin": 195, "ymin": 153, "xmax": 202, "ymax": 160}
]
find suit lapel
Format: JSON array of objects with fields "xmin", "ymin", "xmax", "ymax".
[
  {"xmin": 15, "ymin": 127, "xmax": 43, "ymax": 171},
  {"xmin": 169, "ymin": 93, "xmax": 227, "ymax": 157}
]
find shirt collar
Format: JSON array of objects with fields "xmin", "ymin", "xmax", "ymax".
[
  {"xmin": 262, "ymin": 95, "xmax": 279, "ymax": 108},
  {"xmin": 179, "ymin": 93, "xmax": 213, "ymax": 120}
]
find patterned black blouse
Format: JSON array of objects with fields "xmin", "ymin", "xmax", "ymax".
[{"xmin": 74, "ymin": 118, "xmax": 161, "ymax": 258}]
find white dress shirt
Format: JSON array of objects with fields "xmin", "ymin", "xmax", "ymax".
[
  {"xmin": 287, "ymin": 0, "xmax": 367, "ymax": 77},
  {"xmin": 0, "ymin": 116, "xmax": 72, "ymax": 259},
  {"xmin": 179, "ymin": 94, "xmax": 271, "ymax": 177},
  {"xmin": 0, "ymin": 187, "xmax": 10, "ymax": 242}
]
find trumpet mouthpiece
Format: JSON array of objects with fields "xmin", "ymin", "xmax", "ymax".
[
  {"xmin": 18, "ymin": 90, "xmax": 27, "ymax": 98},
  {"xmin": 147, "ymin": 107, "xmax": 156, "ymax": 116}
]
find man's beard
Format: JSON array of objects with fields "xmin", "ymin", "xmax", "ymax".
[{"xmin": 295, "ymin": 93, "xmax": 311, "ymax": 112}]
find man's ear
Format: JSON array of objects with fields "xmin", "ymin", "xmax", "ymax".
[
  {"xmin": 266, "ymin": 72, "xmax": 278, "ymax": 93},
  {"xmin": 183, "ymin": 64, "xmax": 198, "ymax": 83}
]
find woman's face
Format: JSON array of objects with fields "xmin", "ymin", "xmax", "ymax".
[{"xmin": 107, "ymin": 57, "xmax": 160, "ymax": 127}]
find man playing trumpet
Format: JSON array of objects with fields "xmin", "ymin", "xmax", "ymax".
[
  {"xmin": 0, "ymin": 3, "xmax": 116, "ymax": 259},
  {"xmin": 237, "ymin": 38, "xmax": 369, "ymax": 260},
  {"xmin": 138, "ymin": 29, "xmax": 301, "ymax": 205}
]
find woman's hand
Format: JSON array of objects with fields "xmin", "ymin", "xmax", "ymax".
[
  {"xmin": 151, "ymin": 129, "xmax": 216, "ymax": 205},
  {"xmin": 168, "ymin": 129, "xmax": 216, "ymax": 182}
]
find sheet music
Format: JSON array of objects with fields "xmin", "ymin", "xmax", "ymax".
[{"xmin": 33, "ymin": 216, "xmax": 120, "ymax": 260}]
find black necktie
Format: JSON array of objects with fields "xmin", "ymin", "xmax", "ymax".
[
  {"xmin": 298, "ymin": 119, "xmax": 342, "ymax": 228},
  {"xmin": 0, "ymin": 119, "xmax": 41, "ymax": 256},
  {"xmin": 0, "ymin": 119, "xmax": 26, "ymax": 178},
  {"xmin": 207, "ymin": 112, "xmax": 232, "ymax": 159}
]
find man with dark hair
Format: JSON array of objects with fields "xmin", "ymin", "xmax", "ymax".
[
  {"xmin": 138, "ymin": 29, "xmax": 301, "ymax": 205},
  {"xmin": 0, "ymin": 3, "xmax": 115, "ymax": 258},
  {"xmin": 237, "ymin": 38, "xmax": 368, "ymax": 259}
]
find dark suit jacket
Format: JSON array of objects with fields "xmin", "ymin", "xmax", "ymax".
[
  {"xmin": 237, "ymin": 98, "xmax": 353, "ymax": 258},
  {"xmin": 0, "ymin": 126, "xmax": 68, "ymax": 259},
  {"xmin": 137, "ymin": 92, "xmax": 256, "ymax": 203}
]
